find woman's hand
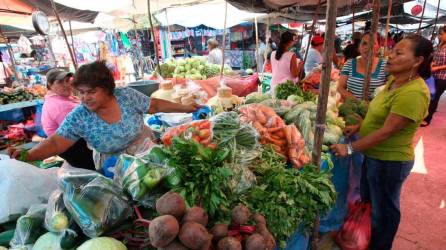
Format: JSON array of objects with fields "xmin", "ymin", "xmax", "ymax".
[
  {"xmin": 182, "ymin": 103, "xmax": 203, "ymax": 113},
  {"xmin": 330, "ymin": 144, "xmax": 348, "ymax": 157},
  {"xmin": 7, "ymin": 147, "xmax": 25, "ymax": 160}
]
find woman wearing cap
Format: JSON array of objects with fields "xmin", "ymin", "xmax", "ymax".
[
  {"xmin": 41, "ymin": 68, "xmax": 95, "ymax": 170},
  {"xmin": 270, "ymin": 31, "xmax": 303, "ymax": 94},
  {"xmin": 9, "ymin": 61, "xmax": 199, "ymax": 169},
  {"xmin": 338, "ymin": 32, "xmax": 387, "ymax": 101},
  {"xmin": 207, "ymin": 38, "xmax": 223, "ymax": 65},
  {"xmin": 304, "ymin": 35, "xmax": 324, "ymax": 75}
]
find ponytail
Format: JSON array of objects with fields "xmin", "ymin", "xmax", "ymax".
[{"xmin": 275, "ymin": 31, "xmax": 294, "ymax": 60}]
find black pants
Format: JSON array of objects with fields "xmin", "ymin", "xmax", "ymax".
[
  {"xmin": 59, "ymin": 139, "xmax": 95, "ymax": 170},
  {"xmin": 425, "ymin": 78, "xmax": 446, "ymax": 123}
]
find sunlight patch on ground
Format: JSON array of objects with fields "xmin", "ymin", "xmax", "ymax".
[
  {"xmin": 440, "ymin": 200, "xmax": 445, "ymax": 209},
  {"xmin": 412, "ymin": 137, "xmax": 428, "ymax": 174}
]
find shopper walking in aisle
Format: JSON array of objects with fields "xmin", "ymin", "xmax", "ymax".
[
  {"xmin": 331, "ymin": 35, "xmax": 432, "ymax": 250},
  {"xmin": 423, "ymin": 26, "xmax": 446, "ymax": 126},
  {"xmin": 9, "ymin": 61, "xmax": 199, "ymax": 170},
  {"xmin": 207, "ymin": 38, "xmax": 223, "ymax": 65},
  {"xmin": 270, "ymin": 31, "xmax": 303, "ymax": 94},
  {"xmin": 338, "ymin": 32, "xmax": 387, "ymax": 101},
  {"xmin": 304, "ymin": 35, "xmax": 324, "ymax": 75},
  {"xmin": 41, "ymin": 68, "xmax": 95, "ymax": 170}
]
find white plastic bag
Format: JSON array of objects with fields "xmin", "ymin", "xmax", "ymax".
[{"xmin": 0, "ymin": 159, "xmax": 59, "ymax": 224}]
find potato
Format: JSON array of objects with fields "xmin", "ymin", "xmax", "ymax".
[
  {"xmin": 149, "ymin": 215, "xmax": 180, "ymax": 248},
  {"xmin": 201, "ymin": 237, "xmax": 213, "ymax": 250},
  {"xmin": 245, "ymin": 233, "xmax": 266, "ymax": 250},
  {"xmin": 159, "ymin": 239, "xmax": 189, "ymax": 250},
  {"xmin": 156, "ymin": 192, "xmax": 186, "ymax": 219},
  {"xmin": 231, "ymin": 205, "xmax": 251, "ymax": 225},
  {"xmin": 210, "ymin": 223, "xmax": 228, "ymax": 242},
  {"xmin": 217, "ymin": 237, "xmax": 242, "ymax": 250},
  {"xmin": 252, "ymin": 213, "xmax": 267, "ymax": 225},
  {"xmin": 179, "ymin": 222, "xmax": 210, "ymax": 249},
  {"xmin": 182, "ymin": 206, "xmax": 209, "ymax": 226}
]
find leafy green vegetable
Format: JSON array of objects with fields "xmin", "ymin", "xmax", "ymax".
[
  {"xmin": 338, "ymin": 98, "xmax": 368, "ymax": 125},
  {"xmin": 241, "ymin": 146, "xmax": 336, "ymax": 248},
  {"xmin": 275, "ymin": 81, "xmax": 316, "ymax": 101},
  {"xmin": 165, "ymin": 137, "xmax": 233, "ymax": 222}
]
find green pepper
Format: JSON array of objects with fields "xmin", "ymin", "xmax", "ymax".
[{"xmin": 143, "ymin": 168, "xmax": 164, "ymax": 190}]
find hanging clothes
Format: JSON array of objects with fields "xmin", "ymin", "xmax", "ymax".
[{"xmin": 120, "ymin": 32, "xmax": 131, "ymax": 49}]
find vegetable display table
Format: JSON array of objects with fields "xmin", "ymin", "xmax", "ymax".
[{"xmin": 0, "ymin": 100, "xmax": 43, "ymax": 113}]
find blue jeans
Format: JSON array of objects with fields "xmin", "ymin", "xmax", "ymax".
[{"xmin": 360, "ymin": 157, "xmax": 414, "ymax": 250}]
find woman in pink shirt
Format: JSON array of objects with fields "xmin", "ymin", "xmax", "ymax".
[
  {"xmin": 270, "ymin": 31, "xmax": 302, "ymax": 94},
  {"xmin": 41, "ymin": 68, "xmax": 95, "ymax": 170}
]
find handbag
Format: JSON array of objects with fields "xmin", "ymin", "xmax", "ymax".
[{"xmin": 1, "ymin": 62, "xmax": 13, "ymax": 87}]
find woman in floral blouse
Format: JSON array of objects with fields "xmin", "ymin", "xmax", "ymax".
[{"xmin": 9, "ymin": 61, "xmax": 198, "ymax": 169}]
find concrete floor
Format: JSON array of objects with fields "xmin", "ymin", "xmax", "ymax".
[{"xmin": 393, "ymin": 97, "xmax": 446, "ymax": 249}]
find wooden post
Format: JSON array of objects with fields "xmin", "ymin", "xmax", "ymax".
[
  {"xmin": 220, "ymin": 1, "xmax": 228, "ymax": 80},
  {"xmin": 68, "ymin": 20, "xmax": 76, "ymax": 58},
  {"xmin": 417, "ymin": 0, "xmax": 428, "ymax": 34},
  {"xmin": 431, "ymin": 0, "xmax": 441, "ymax": 41},
  {"xmin": 363, "ymin": 0, "xmax": 380, "ymax": 101},
  {"xmin": 311, "ymin": 0, "xmax": 337, "ymax": 247},
  {"xmin": 384, "ymin": 0, "xmax": 393, "ymax": 56},
  {"xmin": 254, "ymin": 16, "xmax": 261, "ymax": 73},
  {"xmin": 49, "ymin": 0, "xmax": 78, "ymax": 70},
  {"xmin": 301, "ymin": 0, "xmax": 321, "ymax": 79},
  {"xmin": 351, "ymin": 0, "xmax": 355, "ymax": 34},
  {"xmin": 147, "ymin": 0, "xmax": 161, "ymax": 73}
]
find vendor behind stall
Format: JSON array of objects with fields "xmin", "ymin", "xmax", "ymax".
[
  {"xmin": 9, "ymin": 61, "xmax": 199, "ymax": 169},
  {"xmin": 304, "ymin": 35, "xmax": 324, "ymax": 75},
  {"xmin": 207, "ymin": 38, "xmax": 223, "ymax": 65},
  {"xmin": 41, "ymin": 68, "xmax": 95, "ymax": 170}
]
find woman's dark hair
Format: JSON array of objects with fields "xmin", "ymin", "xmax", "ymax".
[
  {"xmin": 361, "ymin": 32, "xmax": 381, "ymax": 46},
  {"xmin": 73, "ymin": 60, "xmax": 115, "ymax": 95},
  {"xmin": 439, "ymin": 26, "xmax": 446, "ymax": 34},
  {"xmin": 0, "ymin": 51, "xmax": 3, "ymax": 62},
  {"xmin": 404, "ymin": 34, "xmax": 434, "ymax": 79},
  {"xmin": 275, "ymin": 31, "xmax": 294, "ymax": 60}
]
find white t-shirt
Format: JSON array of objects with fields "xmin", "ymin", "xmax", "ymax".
[
  {"xmin": 208, "ymin": 48, "xmax": 223, "ymax": 65},
  {"xmin": 304, "ymin": 48, "xmax": 323, "ymax": 75},
  {"xmin": 0, "ymin": 62, "xmax": 9, "ymax": 84}
]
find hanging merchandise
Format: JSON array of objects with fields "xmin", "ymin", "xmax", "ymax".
[
  {"xmin": 17, "ymin": 35, "xmax": 32, "ymax": 55},
  {"xmin": 120, "ymin": 32, "xmax": 131, "ymax": 49}
]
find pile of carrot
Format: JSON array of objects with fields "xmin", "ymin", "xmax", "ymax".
[
  {"xmin": 239, "ymin": 104, "xmax": 310, "ymax": 168},
  {"xmin": 162, "ymin": 120, "xmax": 214, "ymax": 148}
]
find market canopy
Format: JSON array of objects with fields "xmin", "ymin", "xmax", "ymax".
[{"xmin": 153, "ymin": 0, "xmax": 265, "ymax": 29}]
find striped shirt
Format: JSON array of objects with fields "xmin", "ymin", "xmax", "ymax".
[{"xmin": 341, "ymin": 58, "xmax": 388, "ymax": 100}]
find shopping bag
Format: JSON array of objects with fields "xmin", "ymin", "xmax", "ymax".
[{"xmin": 336, "ymin": 202, "xmax": 371, "ymax": 250}]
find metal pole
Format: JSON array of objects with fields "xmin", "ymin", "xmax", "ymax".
[
  {"xmin": 301, "ymin": 0, "xmax": 321, "ymax": 79},
  {"xmin": 220, "ymin": 1, "xmax": 228, "ymax": 80},
  {"xmin": 363, "ymin": 0, "xmax": 380, "ymax": 101},
  {"xmin": 311, "ymin": 0, "xmax": 337, "ymax": 247},
  {"xmin": 45, "ymin": 35, "xmax": 57, "ymax": 67},
  {"xmin": 49, "ymin": 0, "xmax": 78, "ymax": 70},
  {"xmin": 417, "ymin": 0, "xmax": 428, "ymax": 34},
  {"xmin": 384, "ymin": 0, "xmax": 393, "ymax": 56},
  {"xmin": 431, "ymin": 0, "xmax": 441, "ymax": 41},
  {"xmin": 147, "ymin": 0, "xmax": 161, "ymax": 73},
  {"xmin": 255, "ymin": 16, "xmax": 261, "ymax": 73},
  {"xmin": 164, "ymin": 8, "xmax": 173, "ymax": 58}
]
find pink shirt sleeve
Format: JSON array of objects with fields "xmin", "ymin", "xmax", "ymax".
[{"xmin": 41, "ymin": 95, "xmax": 80, "ymax": 136}]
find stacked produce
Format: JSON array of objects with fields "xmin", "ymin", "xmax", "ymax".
[
  {"xmin": 149, "ymin": 192, "xmax": 276, "ymax": 250},
  {"xmin": 338, "ymin": 98, "xmax": 368, "ymax": 126},
  {"xmin": 160, "ymin": 57, "xmax": 232, "ymax": 80},
  {"xmin": 162, "ymin": 120, "xmax": 213, "ymax": 147},
  {"xmin": 0, "ymin": 87, "xmax": 42, "ymax": 105},
  {"xmin": 151, "ymin": 81, "xmax": 176, "ymax": 102},
  {"xmin": 274, "ymin": 80, "xmax": 316, "ymax": 102},
  {"xmin": 207, "ymin": 86, "xmax": 243, "ymax": 113},
  {"xmin": 238, "ymin": 104, "xmax": 310, "ymax": 168}
]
